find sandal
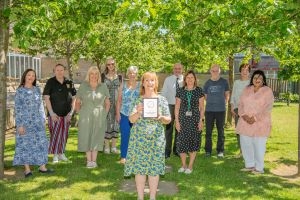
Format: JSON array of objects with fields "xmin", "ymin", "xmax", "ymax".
[{"xmin": 119, "ymin": 158, "xmax": 126, "ymax": 164}]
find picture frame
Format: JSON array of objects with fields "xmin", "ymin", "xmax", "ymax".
[{"xmin": 143, "ymin": 98, "xmax": 158, "ymax": 118}]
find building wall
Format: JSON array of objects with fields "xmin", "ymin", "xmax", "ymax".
[{"xmin": 41, "ymin": 57, "xmax": 96, "ymax": 83}]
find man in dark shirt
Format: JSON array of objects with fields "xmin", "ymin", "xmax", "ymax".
[
  {"xmin": 203, "ymin": 64, "xmax": 230, "ymax": 158},
  {"xmin": 43, "ymin": 64, "xmax": 76, "ymax": 163}
]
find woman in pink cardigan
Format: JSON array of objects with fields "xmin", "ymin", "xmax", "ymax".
[{"xmin": 236, "ymin": 70, "xmax": 274, "ymax": 174}]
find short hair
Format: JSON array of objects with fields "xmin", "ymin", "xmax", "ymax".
[
  {"xmin": 140, "ymin": 72, "xmax": 158, "ymax": 95},
  {"xmin": 19, "ymin": 69, "xmax": 37, "ymax": 88},
  {"xmin": 127, "ymin": 66, "xmax": 138, "ymax": 76},
  {"xmin": 85, "ymin": 66, "xmax": 101, "ymax": 84},
  {"xmin": 249, "ymin": 70, "xmax": 267, "ymax": 87},
  {"xmin": 54, "ymin": 63, "xmax": 66, "ymax": 70},
  {"xmin": 239, "ymin": 63, "xmax": 251, "ymax": 73},
  {"xmin": 183, "ymin": 70, "xmax": 198, "ymax": 88},
  {"xmin": 210, "ymin": 64, "xmax": 221, "ymax": 72},
  {"xmin": 173, "ymin": 63, "xmax": 183, "ymax": 69}
]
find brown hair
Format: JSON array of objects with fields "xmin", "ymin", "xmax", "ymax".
[
  {"xmin": 19, "ymin": 69, "xmax": 37, "ymax": 88},
  {"xmin": 183, "ymin": 70, "xmax": 198, "ymax": 88},
  {"xmin": 239, "ymin": 63, "xmax": 251, "ymax": 73}
]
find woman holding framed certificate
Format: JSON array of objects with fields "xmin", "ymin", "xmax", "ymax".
[
  {"xmin": 124, "ymin": 72, "xmax": 171, "ymax": 200},
  {"xmin": 175, "ymin": 70, "xmax": 205, "ymax": 174}
]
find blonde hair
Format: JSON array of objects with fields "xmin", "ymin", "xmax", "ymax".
[
  {"xmin": 85, "ymin": 66, "xmax": 101, "ymax": 84},
  {"xmin": 140, "ymin": 72, "xmax": 158, "ymax": 95}
]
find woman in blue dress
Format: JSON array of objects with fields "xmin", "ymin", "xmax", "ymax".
[
  {"xmin": 13, "ymin": 69, "xmax": 52, "ymax": 178},
  {"xmin": 124, "ymin": 72, "xmax": 171, "ymax": 200}
]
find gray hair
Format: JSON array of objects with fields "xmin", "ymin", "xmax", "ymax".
[{"xmin": 127, "ymin": 66, "xmax": 138, "ymax": 75}]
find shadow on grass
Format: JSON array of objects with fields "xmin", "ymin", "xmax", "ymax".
[{"xmin": 2, "ymin": 127, "xmax": 300, "ymax": 199}]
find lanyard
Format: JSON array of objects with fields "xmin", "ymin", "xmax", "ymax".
[{"xmin": 187, "ymin": 90, "xmax": 192, "ymax": 111}]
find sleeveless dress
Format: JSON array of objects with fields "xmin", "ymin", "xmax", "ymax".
[
  {"xmin": 124, "ymin": 95, "xmax": 170, "ymax": 176},
  {"xmin": 103, "ymin": 75, "xmax": 122, "ymax": 139},
  {"xmin": 176, "ymin": 87, "xmax": 204, "ymax": 153}
]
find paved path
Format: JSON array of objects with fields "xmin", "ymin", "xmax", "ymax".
[{"xmin": 119, "ymin": 165, "xmax": 178, "ymax": 196}]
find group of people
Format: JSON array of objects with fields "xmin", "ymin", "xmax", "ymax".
[
  {"xmin": 12, "ymin": 58, "xmax": 274, "ymax": 200},
  {"xmin": 13, "ymin": 64, "xmax": 77, "ymax": 178}
]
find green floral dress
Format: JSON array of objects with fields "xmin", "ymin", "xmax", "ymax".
[{"xmin": 124, "ymin": 95, "xmax": 170, "ymax": 176}]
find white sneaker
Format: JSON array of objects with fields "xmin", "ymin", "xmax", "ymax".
[
  {"xmin": 111, "ymin": 147, "xmax": 119, "ymax": 154},
  {"xmin": 58, "ymin": 154, "xmax": 68, "ymax": 161},
  {"xmin": 87, "ymin": 161, "xmax": 97, "ymax": 168},
  {"xmin": 92, "ymin": 161, "xmax": 98, "ymax": 168},
  {"xmin": 184, "ymin": 169, "xmax": 193, "ymax": 174},
  {"xmin": 217, "ymin": 152, "xmax": 224, "ymax": 158},
  {"xmin": 86, "ymin": 161, "xmax": 94, "ymax": 168},
  {"xmin": 104, "ymin": 148, "xmax": 110, "ymax": 154},
  {"xmin": 53, "ymin": 154, "xmax": 59, "ymax": 163},
  {"xmin": 178, "ymin": 167, "xmax": 186, "ymax": 173}
]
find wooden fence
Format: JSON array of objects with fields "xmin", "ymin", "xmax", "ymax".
[{"xmin": 267, "ymin": 78, "xmax": 299, "ymax": 99}]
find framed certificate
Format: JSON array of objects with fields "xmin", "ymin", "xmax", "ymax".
[{"xmin": 143, "ymin": 98, "xmax": 158, "ymax": 118}]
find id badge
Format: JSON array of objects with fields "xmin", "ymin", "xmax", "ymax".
[{"xmin": 185, "ymin": 111, "xmax": 192, "ymax": 117}]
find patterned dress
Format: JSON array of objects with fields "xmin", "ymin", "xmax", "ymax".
[
  {"xmin": 103, "ymin": 75, "xmax": 122, "ymax": 139},
  {"xmin": 124, "ymin": 95, "xmax": 170, "ymax": 176},
  {"xmin": 176, "ymin": 87, "xmax": 204, "ymax": 153},
  {"xmin": 13, "ymin": 86, "xmax": 48, "ymax": 166}
]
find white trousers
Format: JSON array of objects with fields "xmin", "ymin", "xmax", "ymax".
[{"xmin": 240, "ymin": 135, "xmax": 267, "ymax": 172}]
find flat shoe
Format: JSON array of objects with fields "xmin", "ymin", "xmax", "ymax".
[
  {"xmin": 119, "ymin": 158, "xmax": 126, "ymax": 164},
  {"xmin": 252, "ymin": 169, "xmax": 264, "ymax": 174},
  {"xmin": 240, "ymin": 167, "xmax": 255, "ymax": 172},
  {"xmin": 184, "ymin": 168, "xmax": 193, "ymax": 174},
  {"xmin": 39, "ymin": 169, "xmax": 54, "ymax": 173},
  {"xmin": 24, "ymin": 171, "xmax": 33, "ymax": 178}
]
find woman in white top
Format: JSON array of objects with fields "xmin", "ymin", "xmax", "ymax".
[{"xmin": 230, "ymin": 63, "xmax": 251, "ymax": 156}]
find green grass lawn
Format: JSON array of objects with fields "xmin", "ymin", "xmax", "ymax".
[{"xmin": 1, "ymin": 102, "xmax": 299, "ymax": 200}]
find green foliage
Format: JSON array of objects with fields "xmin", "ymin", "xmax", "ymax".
[
  {"xmin": 279, "ymin": 92, "xmax": 299, "ymax": 102},
  {"xmin": 8, "ymin": 0, "xmax": 300, "ymax": 79}
]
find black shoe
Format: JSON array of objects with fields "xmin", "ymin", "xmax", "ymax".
[
  {"xmin": 24, "ymin": 171, "xmax": 33, "ymax": 178},
  {"xmin": 39, "ymin": 169, "xmax": 54, "ymax": 174}
]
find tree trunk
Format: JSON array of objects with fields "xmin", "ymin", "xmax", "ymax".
[
  {"xmin": 66, "ymin": 42, "xmax": 73, "ymax": 80},
  {"xmin": 298, "ymin": 81, "xmax": 300, "ymax": 175},
  {"xmin": 96, "ymin": 60, "xmax": 101, "ymax": 72},
  {"xmin": 66, "ymin": 55, "xmax": 73, "ymax": 80},
  {"xmin": 0, "ymin": 0, "xmax": 10, "ymax": 179},
  {"xmin": 226, "ymin": 55, "xmax": 234, "ymax": 126},
  {"xmin": 296, "ymin": 0, "xmax": 300, "ymax": 176}
]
